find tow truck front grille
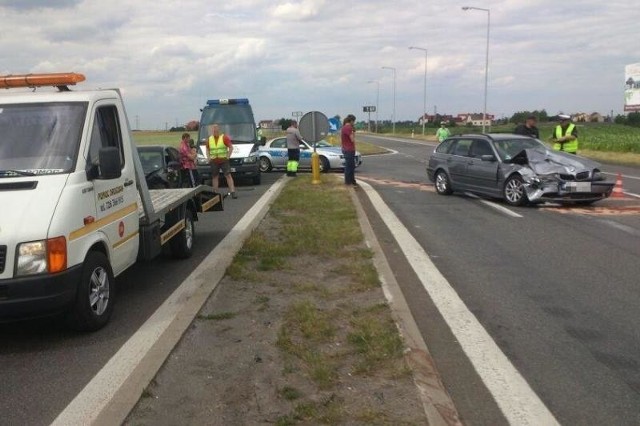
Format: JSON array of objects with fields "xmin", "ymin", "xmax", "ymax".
[{"xmin": 0, "ymin": 245, "xmax": 6, "ymax": 273}]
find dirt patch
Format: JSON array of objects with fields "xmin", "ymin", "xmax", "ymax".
[{"xmin": 124, "ymin": 186, "xmax": 429, "ymax": 425}]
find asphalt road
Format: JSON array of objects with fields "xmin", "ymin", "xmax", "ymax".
[
  {"xmin": 2, "ymin": 136, "xmax": 640, "ymax": 425},
  {"xmin": 356, "ymin": 133, "xmax": 640, "ymax": 425},
  {"xmin": 0, "ymin": 173, "xmax": 282, "ymax": 426}
]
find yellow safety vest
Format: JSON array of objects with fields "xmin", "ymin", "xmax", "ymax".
[
  {"xmin": 208, "ymin": 134, "xmax": 228, "ymax": 159},
  {"xmin": 553, "ymin": 124, "xmax": 578, "ymax": 153}
]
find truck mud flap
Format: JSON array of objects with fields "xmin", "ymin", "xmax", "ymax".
[{"xmin": 198, "ymin": 190, "xmax": 223, "ymax": 212}]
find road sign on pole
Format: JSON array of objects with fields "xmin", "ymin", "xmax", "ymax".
[
  {"xmin": 299, "ymin": 111, "xmax": 329, "ymax": 143},
  {"xmin": 363, "ymin": 106, "xmax": 376, "ymax": 132},
  {"xmin": 299, "ymin": 111, "xmax": 329, "ymax": 185}
]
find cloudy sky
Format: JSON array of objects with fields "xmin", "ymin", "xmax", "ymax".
[{"xmin": 1, "ymin": 0, "xmax": 638, "ymax": 129}]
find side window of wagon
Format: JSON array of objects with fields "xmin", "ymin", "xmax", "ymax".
[
  {"xmin": 450, "ymin": 139, "xmax": 472, "ymax": 157},
  {"xmin": 435, "ymin": 139, "xmax": 453, "ymax": 153}
]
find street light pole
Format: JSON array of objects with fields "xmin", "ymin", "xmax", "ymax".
[
  {"xmin": 381, "ymin": 66, "xmax": 396, "ymax": 135},
  {"xmin": 409, "ymin": 46, "xmax": 428, "ymax": 136},
  {"xmin": 367, "ymin": 80, "xmax": 379, "ymax": 133},
  {"xmin": 462, "ymin": 6, "xmax": 490, "ymax": 133}
]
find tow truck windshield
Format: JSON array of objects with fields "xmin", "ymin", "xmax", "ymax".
[{"xmin": 0, "ymin": 102, "xmax": 87, "ymax": 174}]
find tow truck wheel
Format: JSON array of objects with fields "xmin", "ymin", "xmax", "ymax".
[
  {"xmin": 252, "ymin": 172, "xmax": 261, "ymax": 185},
  {"xmin": 66, "ymin": 251, "xmax": 114, "ymax": 331},
  {"xmin": 504, "ymin": 174, "xmax": 528, "ymax": 206},
  {"xmin": 171, "ymin": 210, "xmax": 195, "ymax": 259}
]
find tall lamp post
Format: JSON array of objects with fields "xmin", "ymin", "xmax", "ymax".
[
  {"xmin": 381, "ymin": 66, "xmax": 396, "ymax": 135},
  {"xmin": 462, "ymin": 6, "xmax": 490, "ymax": 133},
  {"xmin": 367, "ymin": 80, "xmax": 380, "ymax": 133},
  {"xmin": 409, "ymin": 46, "xmax": 428, "ymax": 135}
]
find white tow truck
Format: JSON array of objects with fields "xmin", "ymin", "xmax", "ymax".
[{"xmin": 0, "ymin": 72, "xmax": 223, "ymax": 331}]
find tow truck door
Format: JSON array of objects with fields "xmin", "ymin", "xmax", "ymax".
[{"xmin": 86, "ymin": 102, "xmax": 139, "ymax": 275}]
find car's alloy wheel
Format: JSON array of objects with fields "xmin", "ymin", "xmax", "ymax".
[
  {"xmin": 504, "ymin": 175, "xmax": 527, "ymax": 206},
  {"xmin": 435, "ymin": 170, "xmax": 453, "ymax": 195},
  {"xmin": 259, "ymin": 156, "xmax": 272, "ymax": 172}
]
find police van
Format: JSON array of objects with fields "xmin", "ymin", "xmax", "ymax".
[{"xmin": 196, "ymin": 98, "xmax": 262, "ymax": 185}]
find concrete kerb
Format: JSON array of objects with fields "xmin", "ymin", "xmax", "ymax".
[
  {"xmin": 351, "ymin": 181, "xmax": 462, "ymax": 426},
  {"xmin": 52, "ymin": 176, "xmax": 289, "ymax": 426},
  {"xmin": 53, "ymin": 174, "xmax": 460, "ymax": 426}
]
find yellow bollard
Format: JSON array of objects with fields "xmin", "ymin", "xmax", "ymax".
[{"xmin": 311, "ymin": 151, "xmax": 321, "ymax": 185}]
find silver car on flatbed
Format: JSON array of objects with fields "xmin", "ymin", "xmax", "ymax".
[{"xmin": 426, "ymin": 133, "xmax": 615, "ymax": 206}]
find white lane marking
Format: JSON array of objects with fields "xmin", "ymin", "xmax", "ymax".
[
  {"xmin": 366, "ymin": 148, "xmax": 399, "ymax": 156},
  {"xmin": 360, "ymin": 180, "xmax": 559, "ymax": 426},
  {"xmin": 52, "ymin": 178, "xmax": 288, "ymax": 426},
  {"xmin": 603, "ymin": 172, "xmax": 640, "ymax": 181},
  {"xmin": 600, "ymin": 219, "xmax": 640, "ymax": 236},
  {"xmin": 364, "ymin": 135, "xmax": 439, "ymax": 149},
  {"xmin": 624, "ymin": 191, "xmax": 640, "ymax": 199},
  {"xmin": 464, "ymin": 192, "xmax": 524, "ymax": 218}
]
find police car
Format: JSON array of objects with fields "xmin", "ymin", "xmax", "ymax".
[{"xmin": 258, "ymin": 138, "xmax": 362, "ymax": 173}]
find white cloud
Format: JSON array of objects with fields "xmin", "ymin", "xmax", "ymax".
[
  {"xmin": 0, "ymin": 0, "xmax": 639, "ymax": 128},
  {"xmin": 271, "ymin": 0, "xmax": 326, "ymax": 20}
]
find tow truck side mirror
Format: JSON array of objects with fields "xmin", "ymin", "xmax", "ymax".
[{"xmin": 260, "ymin": 136, "xmax": 267, "ymax": 145}]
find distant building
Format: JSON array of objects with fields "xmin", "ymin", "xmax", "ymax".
[
  {"xmin": 566, "ymin": 112, "xmax": 605, "ymax": 123},
  {"xmin": 417, "ymin": 114, "xmax": 454, "ymax": 125},
  {"xmin": 258, "ymin": 120, "xmax": 275, "ymax": 129},
  {"xmin": 456, "ymin": 113, "xmax": 494, "ymax": 126}
]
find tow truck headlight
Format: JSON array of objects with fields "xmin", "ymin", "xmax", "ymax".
[{"xmin": 16, "ymin": 237, "xmax": 67, "ymax": 276}]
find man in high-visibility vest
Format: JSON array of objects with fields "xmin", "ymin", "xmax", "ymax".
[
  {"xmin": 436, "ymin": 122, "xmax": 450, "ymax": 142},
  {"xmin": 551, "ymin": 114, "xmax": 578, "ymax": 154},
  {"xmin": 206, "ymin": 124, "xmax": 237, "ymax": 198},
  {"xmin": 285, "ymin": 120, "xmax": 303, "ymax": 177}
]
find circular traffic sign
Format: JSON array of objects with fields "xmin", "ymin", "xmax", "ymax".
[{"xmin": 299, "ymin": 111, "xmax": 329, "ymax": 143}]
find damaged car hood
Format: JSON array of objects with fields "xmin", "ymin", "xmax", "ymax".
[{"xmin": 509, "ymin": 148, "xmax": 599, "ymax": 176}]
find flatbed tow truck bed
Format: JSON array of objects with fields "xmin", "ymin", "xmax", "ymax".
[{"xmin": 137, "ymin": 186, "xmax": 222, "ymax": 222}]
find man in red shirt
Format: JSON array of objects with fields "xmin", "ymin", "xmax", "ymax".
[
  {"xmin": 341, "ymin": 114, "xmax": 357, "ymax": 187},
  {"xmin": 205, "ymin": 124, "xmax": 237, "ymax": 198}
]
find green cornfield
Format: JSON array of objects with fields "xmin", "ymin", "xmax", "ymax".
[{"xmin": 492, "ymin": 122, "xmax": 640, "ymax": 153}]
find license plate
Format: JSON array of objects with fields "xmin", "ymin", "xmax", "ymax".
[
  {"xmin": 563, "ymin": 182, "xmax": 591, "ymax": 192},
  {"xmin": 230, "ymin": 167, "xmax": 236, "ymax": 173}
]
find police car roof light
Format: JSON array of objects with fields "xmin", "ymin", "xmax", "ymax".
[
  {"xmin": 0, "ymin": 72, "xmax": 86, "ymax": 89},
  {"xmin": 206, "ymin": 98, "xmax": 249, "ymax": 106}
]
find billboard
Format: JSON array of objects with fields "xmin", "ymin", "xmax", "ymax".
[{"xmin": 624, "ymin": 63, "xmax": 640, "ymax": 112}]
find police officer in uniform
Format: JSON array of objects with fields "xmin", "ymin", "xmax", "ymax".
[{"xmin": 551, "ymin": 114, "xmax": 578, "ymax": 154}]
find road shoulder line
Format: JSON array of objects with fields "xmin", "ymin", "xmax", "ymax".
[
  {"xmin": 358, "ymin": 180, "xmax": 560, "ymax": 426},
  {"xmin": 52, "ymin": 177, "xmax": 289, "ymax": 426},
  {"xmin": 351, "ymin": 185, "xmax": 463, "ymax": 426}
]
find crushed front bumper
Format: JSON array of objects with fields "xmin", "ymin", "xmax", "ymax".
[{"xmin": 524, "ymin": 177, "xmax": 615, "ymax": 203}]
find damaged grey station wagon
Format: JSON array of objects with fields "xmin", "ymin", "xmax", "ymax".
[{"xmin": 426, "ymin": 134, "xmax": 615, "ymax": 206}]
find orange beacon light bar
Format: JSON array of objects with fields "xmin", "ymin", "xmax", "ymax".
[{"xmin": 0, "ymin": 72, "xmax": 86, "ymax": 89}]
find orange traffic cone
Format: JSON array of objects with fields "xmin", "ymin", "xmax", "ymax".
[{"xmin": 611, "ymin": 173, "xmax": 624, "ymax": 198}]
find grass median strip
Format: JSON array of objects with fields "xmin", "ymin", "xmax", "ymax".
[{"xmin": 221, "ymin": 175, "xmax": 427, "ymax": 425}]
